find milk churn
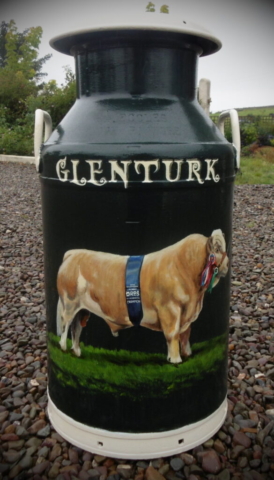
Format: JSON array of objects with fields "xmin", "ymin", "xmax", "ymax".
[{"xmin": 35, "ymin": 7, "xmax": 240, "ymax": 459}]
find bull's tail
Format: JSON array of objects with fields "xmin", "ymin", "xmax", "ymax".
[
  {"xmin": 62, "ymin": 250, "xmax": 76, "ymax": 262},
  {"xmin": 56, "ymin": 298, "xmax": 63, "ymax": 336}
]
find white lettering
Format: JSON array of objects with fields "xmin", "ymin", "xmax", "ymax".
[
  {"xmin": 85, "ymin": 160, "xmax": 107, "ymax": 186},
  {"xmin": 109, "ymin": 160, "xmax": 132, "ymax": 189},
  {"xmin": 163, "ymin": 160, "xmax": 184, "ymax": 182},
  {"xmin": 70, "ymin": 160, "xmax": 87, "ymax": 186},
  {"xmin": 205, "ymin": 159, "xmax": 220, "ymax": 182},
  {"xmin": 56, "ymin": 157, "xmax": 70, "ymax": 182},
  {"xmin": 55, "ymin": 157, "xmax": 221, "ymax": 188},
  {"xmin": 134, "ymin": 159, "xmax": 160, "ymax": 183},
  {"xmin": 187, "ymin": 160, "xmax": 204, "ymax": 184}
]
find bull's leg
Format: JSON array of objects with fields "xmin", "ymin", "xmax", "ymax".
[
  {"xmin": 59, "ymin": 321, "xmax": 70, "ymax": 351},
  {"xmin": 158, "ymin": 306, "xmax": 182, "ymax": 364},
  {"xmin": 59, "ymin": 300, "xmax": 78, "ymax": 352},
  {"xmin": 56, "ymin": 298, "xmax": 63, "ymax": 336},
  {"xmin": 180, "ymin": 327, "xmax": 192, "ymax": 357},
  {"xmin": 104, "ymin": 319, "xmax": 121, "ymax": 337},
  {"xmin": 71, "ymin": 310, "xmax": 90, "ymax": 356},
  {"xmin": 166, "ymin": 333, "xmax": 182, "ymax": 364},
  {"xmin": 71, "ymin": 313, "xmax": 83, "ymax": 357}
]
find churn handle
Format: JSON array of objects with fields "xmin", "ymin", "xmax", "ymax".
[
  {"xmin": 34, "ymin": 109, "xmax": 52, "ymax": 172},
  {"xmin": 217, "ymin": 109, "xmax": 241, "ymax": 170}
]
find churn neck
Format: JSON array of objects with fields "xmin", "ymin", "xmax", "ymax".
[{"xmin": 73, "ymin": 31, "xmax": 202, "ymax": 100}]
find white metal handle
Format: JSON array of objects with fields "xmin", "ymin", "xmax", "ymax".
[
  {"xmin": 34, "ymin": 109, "xmax": 52, "ymax": 171},
  {"xmin": 217, "ymin": 109, "xmax": 241, "ymax": 170}
]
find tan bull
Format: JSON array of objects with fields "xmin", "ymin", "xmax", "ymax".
[{"xmin": 56, "ymin": 229, "xmax": 228, "ymax": 363}]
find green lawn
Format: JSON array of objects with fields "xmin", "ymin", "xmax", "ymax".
[
  {"xmin": 237, "ymin": 106, "xmax": 274, "ymax": 116},
  {"xmin": 236, "ymin": 148, "xmax": 274, "ymax": 184},
  {"xmin": 213, "ymin": 106, "xmax": 274, "ymax": 116}
]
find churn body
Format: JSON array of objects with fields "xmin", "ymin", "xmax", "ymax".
[{"xmin": 38, "ymin": 18, "xmax": 236, "ymax": 458}]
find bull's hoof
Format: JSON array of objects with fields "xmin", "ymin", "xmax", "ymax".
[
  {"xmin": 59, "ymin": 340, "xmax": 67, "ymax": 352},
  {"xmin": 72, "ymin": 346, "xmax": 81, "ymax": 357},
  {"xmin": 181, "ymin": 342, "xmax": 192, "ymax": 358},
  {"xmin": 167, "ymin": 355, "xmax": 182, "ymax": 364},
  {"xmin": 181, "ymin": 352, "xmax": 191, "ymax": 358}
]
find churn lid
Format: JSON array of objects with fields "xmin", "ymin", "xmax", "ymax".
[{"xmin": 50, "ymin": 8, "xmax": 221, "ymax": 57}]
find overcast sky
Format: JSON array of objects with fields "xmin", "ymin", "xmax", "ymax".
[{"xmin": 1, "ymin": 0, "xmax": 274, "ymax": 112}]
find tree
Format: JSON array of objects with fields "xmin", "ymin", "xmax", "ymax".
[
  {"xmin": 27, "ymin": 66, "xmax": 76, "ymax": 128},
  {"xmin": 0, "ymin": 21, "xmax": 9, "ymax": 68},
  {"xmin": 0, "ymin": 65, "xmax": 77, "ymax": 156},
  {"xmin": 0, "ymin": 21, "xmax": 76, "ymax": 155},
  {"xmin": 0, "ymin": 20, "xmax": 51, "ymax": 123},
  {"xmin": 0, "ymin": 20, "xmax": 51, "ymax": 80}
]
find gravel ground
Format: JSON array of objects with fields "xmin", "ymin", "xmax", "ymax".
[{"xmin": 0, "ymin": 162, "xmax": 274, "ymax": 480}]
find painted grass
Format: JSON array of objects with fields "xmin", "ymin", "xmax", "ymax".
[
  {"xmin": 48, "ymin": 333, "xmax": 227, "ymax": 399},
  {"xmin": 236, "ymin": 149, "xmax": 274, "ymax": 184}
]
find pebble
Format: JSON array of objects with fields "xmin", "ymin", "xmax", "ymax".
[
  {"xmin": 48, "ymin": 462, "xmax": 61, "ymax": 478},
  {"xmin": 60, "ymin": 464, "xmax": 81, "ymax": 475},
  {"xmin": 158, "ymin": 463, "xmax": 169, "ymax": 476},
  {"xmin": 1, "ymin": 433, "xmax": 19, "ymax": 442},
  {"xmin": 201, "ymin": 449, "xmax": 222, "ymax": 474},
  {"xmin": 145, "ymin": 466, "xmax": 165, "ymax": 480},
  {"xmin": 37, "ymin": 424, "xmax": 51, "ymax": 437},
  {"xmin": 117, "ymin": 464, "xmax": 134, "ymax": 479},
  {"xmin": 49, "ymin": 443, "xmax": 63, "ymax": 461},
  {"xmin": 218, "ymin": 469, "xmax": 230, "ymax": 480},
  {"xmin": 0, "ymin": 411, "xmax": 9, "ymax": 423},
  {"xmin": 238, "ymin": 456, "xmax": 248, "ymax": 468},
  {"xmin": 69, "ymin": 447, "xmax": 79, "ymax": 464},
  {"xmin": 38, "ymin": 445, "xmax": 50, "ymax": 458},
  {"xmin": 31, "ymin": 459, "xmax": 50, "ymax": 475},
  {"xmin": 79, "ymin": 472, "xmax": 92, "ymax": 480},
  {"xmin": 265, "ymin": 409, "xmax": 274, "ymax": 419},
  {"xmin": 257, "ymin": 420, "xmax": 274, "ymax": 446},
  {"xmin": 151, "ymin": 459, "xmax": 163, "ymax": 469},
  {"xmin": 3, "ymin": 449, "xmax": 25, "ymax": 464},
  {"xmin": 233, "ymin": 430, "xmax": 252, "ymax": 448},
  {"xmin": 170, "ymin": 457, "xmax": 184, "ymax": 471},
  {"xmin": 214, "ymin": 439, "xmax": 226, "ymax": 453},
  {"xmin": 8, "ymin": 464, "xmax": 22, "ymax": 479},
  {"xmin": 19, "ymin": 453, "xmax": 34, "ymax": 469},
  {"xmin": 180, "ymin": 453, "xmax": 195, "ymax": 465},
  {"xmin": 25, "ymin": 437, "xmax": 42, "ymax": 449},
  {"xmin": 28, "ymin": 419, "xmax": 47, "ymax": 434},
  {"xmin": 8, "ymin": 439, "xmax": 25, "ymax": 451}
]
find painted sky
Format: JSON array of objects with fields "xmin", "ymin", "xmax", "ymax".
[{"xmin": 1, "ymin": 0, "xmax": 274, "ymax": 112}]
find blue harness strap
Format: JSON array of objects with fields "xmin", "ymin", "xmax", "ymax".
[{"xmin": 125, "ymin": 255, "xmax": 144, "ymax": 326}]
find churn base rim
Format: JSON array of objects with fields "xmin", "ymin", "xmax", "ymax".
[{"xmin": 47, "ymin": 393, "xmax": 227, "ymax": 459}]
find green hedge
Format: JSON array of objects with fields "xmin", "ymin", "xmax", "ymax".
[
  {"xmin": 1, "ymin": 103, "xmax": 274, "ymax": 156},
  {"xmin": 223, "ymin": 119, "xmax": 274, "ymax": 148},
  {"xmin": 0, "ymin": 72, "xmax": 76, "ymax": 156}
]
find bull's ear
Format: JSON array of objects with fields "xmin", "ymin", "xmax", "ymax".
[{"xmin": 207, "ymin": 236, "xmax": 213, "ymax": 253}]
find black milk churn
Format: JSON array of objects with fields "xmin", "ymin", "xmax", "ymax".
[{"xmin": 35, "ymin": 9, "xmax": 240, "ymax": 459}]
